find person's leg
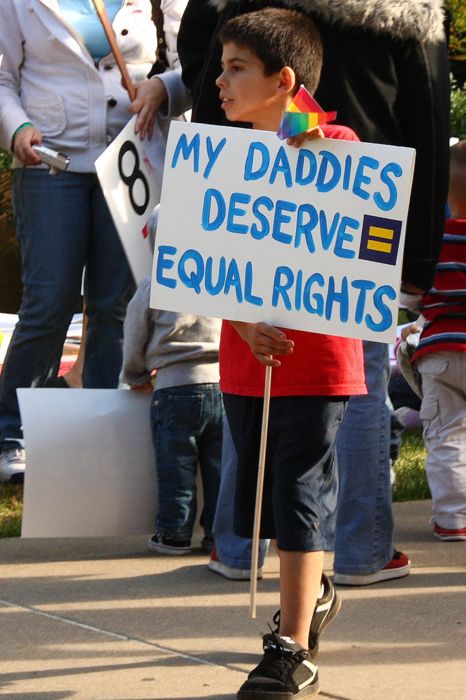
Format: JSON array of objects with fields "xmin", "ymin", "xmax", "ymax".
[
  {"xmin": 62, "ymin": 311, "xmax": 87, "ymax": 388},
  {"xmin": 83, "ymin": 177, "xmax": 134, "ymax": 388},
  {"xmin": 197, "ymin": 384, "xmax": 223, "ymax": 542},
  {"xmin": 210, "ymin": 415, "xmax": 269, "ymax": 571},
  {"xmin": 237, "ymin": 396, "xmax": 344, "ymax": 699},
  {"xmin": 278, "ymin": 550, "xmax": 323, "ymax": 648},
  {"xmin": 0, "ymin": 170, "xmax": 89, "ymax": 447},
  {"xmin": 335, "ymin": 341, "xmax": 399, "ymax": 578},
  {"xmin": 238, "ymin": 551, "xmax": 323, "ymax": 700},
  {"xmin": 149, "ymin": 386, "xmax": 201, "ymax": 552},
  {"xmin": 418, "ymin": 353, "xmax": 466, "ymax": 533}
]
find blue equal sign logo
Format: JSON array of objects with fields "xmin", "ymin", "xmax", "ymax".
[{"xmin": 358, "ymin": 215, "xmax": 402, "ymax": 266}]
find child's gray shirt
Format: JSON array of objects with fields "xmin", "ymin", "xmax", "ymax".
[{"xmin": 120, "ymin": 276, "xmax": 221, "ymax": 390}]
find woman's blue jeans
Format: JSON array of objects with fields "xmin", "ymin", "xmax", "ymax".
[
  {"xmin": 212, "ymin": 417, "xmax": 270, "ymax": 568},
  {"xmin": 0, "ymin": 169, "xmax": 134, "ymax": 444},
  {"xmin": 151, "ymin": 383, "xmax": 223, "ymax": 540},
  {"xmin": 335, "ymin": 341, "xmax": 394, "ymax": 574}
]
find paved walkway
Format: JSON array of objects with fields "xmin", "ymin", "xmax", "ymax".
[{"xmin": 1, "ymin": 500, "xmax": 465, "ymax": 700}]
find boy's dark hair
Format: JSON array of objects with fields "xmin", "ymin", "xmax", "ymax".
[{"xmin": 219, "ymin": 7, "xmax": 323, "ymax": 95}]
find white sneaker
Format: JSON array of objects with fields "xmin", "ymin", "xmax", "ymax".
[
  {"xmin": 0, "ymin": 441, "xmax": 26, "ymax": 483},
  {"xmin": 208, "ymin": 548, "xmax": 263, "ymax": 580}
]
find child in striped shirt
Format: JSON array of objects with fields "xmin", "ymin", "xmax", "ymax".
[{"xmin": 409, "ymin": 140, "xmax": 466, "ymax": 541}]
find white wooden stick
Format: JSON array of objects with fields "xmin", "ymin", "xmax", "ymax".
[
  {"xmin": 249, "ymin": 364, "xmax": 273, "ymax": 618},
  {"xmin": 92, "ymin": 0, "xmax": 137, "ymax": 101}
]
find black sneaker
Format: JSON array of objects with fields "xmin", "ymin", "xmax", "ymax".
[
  {"xmin": 272, "ymin": 573, "xmax": 340, "ymax": 658},
  {"xmin": 238, "ymin": 633, "xmax": 319, "ymax": 699},
  {"xmin": 147, "ymin": 533, "xmax": 192, "ymax": 555}
]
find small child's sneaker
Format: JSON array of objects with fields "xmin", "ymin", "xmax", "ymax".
[
  {"xmin": 237, "ymin": 633, "xmax": 319, "ymax": 699},
  {"xmin": 148, "ymin": 533, "xmax": 192, "ymax": 555},
  {"xmin": 433, "ymin": 523, "xmax": 466, "ymax": 541}
]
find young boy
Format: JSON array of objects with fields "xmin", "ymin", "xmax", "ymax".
[
  {"xmin": 409, "ymin": 140, "xmax": 466, "ymax": 541},
  {"xmin": 120, "ymin": 276, "xmax": 222, "ymax": 554},
  {"xmin": 215, "ymin": 8, "xmax": 366, "ymax": 698}
]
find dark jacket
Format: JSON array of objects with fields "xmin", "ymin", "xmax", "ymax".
[{"xmin": 178, "ymin": 0, "xmax": 450, "ymax": 289}]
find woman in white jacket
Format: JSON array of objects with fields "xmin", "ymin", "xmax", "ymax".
[{"xmin": 0, "ymin": 0, "xmax": 189, "ymax": 481}]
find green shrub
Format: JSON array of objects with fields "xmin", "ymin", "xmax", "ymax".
[
  {"xmin": 0, "ymin": 149, "xmax": 22, "ymax": 312},
  {"xmin": 0, "ymin": 148, "xmax": 12, "ymax": 172},
  {"xmin": 451, "ymin": 80, "xmax": 466, "ymax": 139},
  {"xmin": 447, "ymin": 0, "xmax": 466, "ymax": 63}
]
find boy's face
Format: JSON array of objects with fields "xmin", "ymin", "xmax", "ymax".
[{"xmin": 216, "ymin": 42, "xmax": 287, "ymax": 131}]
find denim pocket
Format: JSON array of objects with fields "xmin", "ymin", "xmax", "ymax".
[{"xmin": 153, "ymin": 392, "xmax": 204, "ymax": 431}]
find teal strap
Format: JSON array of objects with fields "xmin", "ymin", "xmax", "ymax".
[{"xmin": 11, "ymin": 122, "xmax": 33, "ymax": 148}]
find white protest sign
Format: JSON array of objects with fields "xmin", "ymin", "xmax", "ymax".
[
  {"xmin": 18, "ymin": 389, "xmax": 156, "ymax": 537},
  {"xmin": 151, "ymin": 122, "xmax": 415, "ymax": 342},
  {"xmin": 96, "ymin": 115, "xmax": 166, "ymax": 283},
  {"xmin": 18, "ymin": 388, "xmax": 206, "ymax": 538}
]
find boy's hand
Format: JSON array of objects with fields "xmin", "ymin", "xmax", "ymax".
[
  {"xmin": 287, "ymin": 125, "xmax": 324, "ymax": 148},
  {"xmin": 229, "ymin": 321, "xmax": 294, "ymax": 367},
  {"xmin": 400, "ymin": 323, "xmax": 421, "ymax": 341}
]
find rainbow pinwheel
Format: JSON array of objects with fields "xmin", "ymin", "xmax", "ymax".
[{"xmin": 277, "ymin": 85, "xmax": 337, "ymax": 139}]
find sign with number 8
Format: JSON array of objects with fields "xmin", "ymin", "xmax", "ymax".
[
  {"xmin": 118, "ymin": 141, "xmax": 150, "ymax": 216},
  {"xmin": 96, "ymin": 116, "xmax": 162, "ymax": 283}
]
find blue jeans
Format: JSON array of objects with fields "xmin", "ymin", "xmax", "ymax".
[
  {"xmin": 151, "ymin": 383, "xmax": 223, "ymax": 540},
  {"xmin": 335, "ymin": 341, "xmax": 394, "ymax": 574},
  {"xmin": 0, "ymin": 169, "xmax": 134, "ymax": 445},
  {"xmin": 212, "ymin": 417, "xmax": 269, "ymax": 568}
]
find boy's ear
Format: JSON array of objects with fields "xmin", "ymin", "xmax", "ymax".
[{"xmin": 278, "ymin": 66, "xmax": 297, "ymax": 95}]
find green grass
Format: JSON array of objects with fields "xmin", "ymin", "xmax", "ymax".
[
  {"xmin": 0, "ymin": 484, "xmax": 23, "ymax": 537},
  {"xmin": 0, "ymin": 428, "xmax": 430, "ymax": 538},
  {"xmin": 392, "ymin": 428, "xmax": 430, "ymax": 502}
]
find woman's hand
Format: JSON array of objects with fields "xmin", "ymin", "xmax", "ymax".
[
  {"xmin": 13, "ymin": 126, "xmax": 43, "ymax": 166},
  {"xmin": 130, "ymin": 381, "xmax": 154, "ymax": 394},
  {"xmin": 287, "ymin": 125, "xmax": 324, "ymax": 148},
  {"xmin": 229, "ymin": 321, "xmax": 294, "ymax": 367},
  {"xmin": 129, "ymin": 78, "xmax": 168, "ymax": 140}
]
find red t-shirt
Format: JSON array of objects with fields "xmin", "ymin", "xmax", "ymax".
[{"xmin": 220, "ymin": 124, "xmax": 366, "ymax": 398}]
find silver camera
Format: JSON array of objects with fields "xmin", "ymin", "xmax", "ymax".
[{"xmin": 32, "ymin": 144, "xmax": 70, "ymax": 175}]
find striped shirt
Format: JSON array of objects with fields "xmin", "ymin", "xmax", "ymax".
[{"xmin": 413, "ymin": 218, "xmax": 466, "ymax": 361}]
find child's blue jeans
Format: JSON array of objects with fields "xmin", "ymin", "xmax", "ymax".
[{"xmin": 150, "ymin": 383, "xmax": 223, "ymax": 541}]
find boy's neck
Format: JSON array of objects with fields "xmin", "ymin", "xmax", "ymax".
[{"xmin": 252, "ymin": 96, "xmax": 293, "ymax": 132}]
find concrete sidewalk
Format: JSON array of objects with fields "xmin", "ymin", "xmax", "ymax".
[{"xmin": 1, "ymin": 500, "xmax": 465, "ymax": 700}]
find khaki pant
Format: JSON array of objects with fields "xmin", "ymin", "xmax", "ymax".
[{"xmin": 418, "ymin": 352, "xmax": 466, "ymax": 529}]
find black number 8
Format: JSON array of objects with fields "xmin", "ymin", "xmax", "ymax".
[{"xmin": 118, "ymin": 140, "xmax": 150, "ymax": 216}]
